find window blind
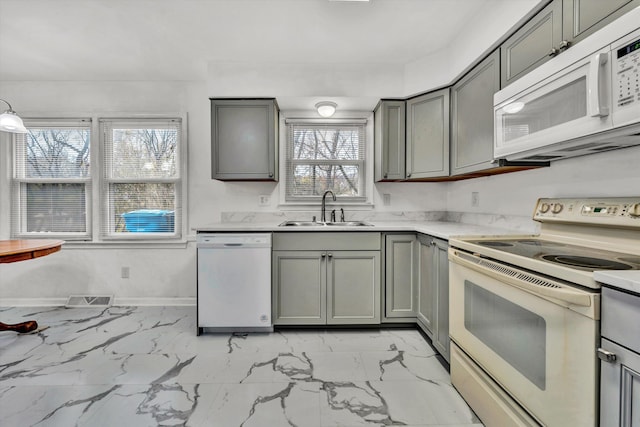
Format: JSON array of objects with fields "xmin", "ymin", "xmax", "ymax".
[
  {"xmin": 12, "ymin": 119, "xmax": 92, "ymax": 239},
  {"xmin": 100, "ymin": 118, "xmax": 182, "ymax": 238},
  {"xmin": 285, "ymin": 122, "xmax": 366, "ymax": 202}
]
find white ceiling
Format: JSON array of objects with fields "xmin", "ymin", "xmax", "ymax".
[{"xmin": 0, "ymin": 0, "xmax": 539, "ymax": 83}]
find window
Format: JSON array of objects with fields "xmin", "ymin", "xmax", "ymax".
[
  {"xmin": 285, "ymin": 122, "xmax": 365, "ymax": 202},
  {"xmin": 101, "ymin": 119, "xmax": 182, "ymax": 238},
  {"xmin": 11, "ymin": 116, "xmax": 184, "ymax": 241},
  {"xmin": 12, "ymin": 119, "xmax": 92, "ymax": 238}
]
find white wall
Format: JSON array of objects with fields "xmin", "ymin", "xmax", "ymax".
[{"xmin": 447, "ymin": 146, "xmax": 640, "ymax": 216}]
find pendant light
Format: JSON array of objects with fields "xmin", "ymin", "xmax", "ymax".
[{"xmin": 0, "ymin": 99, "xmax": 28, "ymax": 133}]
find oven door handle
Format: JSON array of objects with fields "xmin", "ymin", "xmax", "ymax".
[{"xmin": 449, "ymin": 249, "xmax": 593, "ymax": 307}]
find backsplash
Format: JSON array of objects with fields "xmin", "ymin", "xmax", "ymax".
[{"xmin": 221, "ymin": 210, "xmax": 539, "ymax": 233}]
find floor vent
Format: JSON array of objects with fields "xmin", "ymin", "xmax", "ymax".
[{"xmin": 65, "ymin": 295, "xmax": 114, "ymax": 308}]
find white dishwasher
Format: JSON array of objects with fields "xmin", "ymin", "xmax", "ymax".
[{"xmin": 197, "ymin": 233, "xmax": 272, "ymax": 334}]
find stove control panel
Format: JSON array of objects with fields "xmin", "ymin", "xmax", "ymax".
[{"xmin": 534, "ymin": 198, "xmax": 640, "ymax": 228}]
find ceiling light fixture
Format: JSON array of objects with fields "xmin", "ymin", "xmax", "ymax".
[
  {"xmin": 0, "ymin": 98, "xmax": 28, "ymax": 133},
  {"xmin": 315, "ymin": 101, "xmax": 337, "ymax": 118}
]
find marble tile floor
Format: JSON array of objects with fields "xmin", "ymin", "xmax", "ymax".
[{"xmin": 0, "ymin": 306, "xmax": 483, "ymax": 427}]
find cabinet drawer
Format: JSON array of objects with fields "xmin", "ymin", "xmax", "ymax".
[
  {"xmin": 273, "ymin": 232, "xmax": 381, "ymax": 251},
  {"xmin": 602, "ymin": 286, "xmax": 640, "ymax": 354}
]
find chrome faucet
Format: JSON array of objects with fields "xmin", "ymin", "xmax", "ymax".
[{"xmin": 321, "ymin": 190, "xmax": 336, "ymax": 222}]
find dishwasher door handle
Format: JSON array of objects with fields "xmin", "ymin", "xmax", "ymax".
[{"xmin": 224, "ymin": 243, "xmax": 244, "ymax": 247}]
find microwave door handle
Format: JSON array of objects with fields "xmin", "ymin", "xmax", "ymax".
[{"xmin": 588, "ymin": 52, "xmax": 610, "ymax": 117}]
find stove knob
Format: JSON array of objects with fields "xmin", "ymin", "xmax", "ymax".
[
  {"xmin": 552, "ymin": 203, "xmax": 563, "ymax": 214},
  {"xmin": 540, "ymin": 203, "xmax": 550, "ymax": 213},
  {"xmin": 630, "ymin": 203, "xmax": 640, "ymax": 217}
]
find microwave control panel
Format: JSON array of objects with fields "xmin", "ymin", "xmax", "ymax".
[{"xmin": 615, "ymin": 36, "xmax": 640, "ymax": 108}]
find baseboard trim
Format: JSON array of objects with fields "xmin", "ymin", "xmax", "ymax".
[{"xmin": 0, "ymin": 297, "xmax": 196, "ymax": 307}]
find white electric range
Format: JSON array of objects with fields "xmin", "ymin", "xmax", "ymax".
[{"xmin": 448, "ymin": 197, "xmax": 640, "ymax": 427}]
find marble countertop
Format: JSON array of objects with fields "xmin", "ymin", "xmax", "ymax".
[
  {"xmin": 594, "ymin": 271, "xmax": 640, "ymax": 294},
  {"xmin": 194, "ymin": 220, "xmax": 528, "ymax": 241}
]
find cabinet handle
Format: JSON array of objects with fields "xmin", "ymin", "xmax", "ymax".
[
  {"xmin": 383, "ymin": 173, "xmax": 388, "ymax": 179},
  {"xmin": 548, "ymin": 47, "xmax": 559, "ymax": 57},
  {"xmin": 321, "ymin": 253, "xmax": 326, "ymax": 258},
  {"xmin": 268, "ymin": 172, "xmax": 274, "ymax": 178},
  {"xmin": 559, "ymin": 40, "xmax": 571, "ymax": 51},
  {"xmin": 327, "ymin": 253, "xmax": 333, "ymax": 258},
  {"xmin": 407, "ymin": 172, "xmax": 412, "ymax": 178},
  {"xmin": 597, "ymin": 348, "xmax": 617, "ymax": 363},
  {"xmin": 431, "ymin": 241, "xmax": 436, "ymax": 246}
]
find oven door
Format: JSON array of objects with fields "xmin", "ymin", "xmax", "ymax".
[{"xmin": 448, "ymin": 248, "xmax": 599, "ymax": 427}]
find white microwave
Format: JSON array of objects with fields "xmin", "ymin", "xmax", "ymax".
[{"xmin": 494, "ymin": 6, "xmax": 640, "ymax": 162}]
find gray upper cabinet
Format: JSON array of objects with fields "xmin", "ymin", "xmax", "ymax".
[
  {"xmin": 563, "ymin": 0, "xmax": 640, "ymax": 45},
  {"xmin": 374, "ymin": 100, "xmax": 406, "ymax": 181},
  {"xmin": 501, "ymin": 0, "xmax": 563, "ymax": 88},
  {"xmin": 451, "ymin": 50, "xmax": 501, "ymax": 175},
  {"xmin": 406, "ymin": 89, "xmax": 450, "ymax": 179},
  {"xmin": 502, "ymin": 0, "xmax": 640, "ymax": 87},
  {"xmin": 211, "ymin": 98, "xmax": 279, "ymax": 181}
]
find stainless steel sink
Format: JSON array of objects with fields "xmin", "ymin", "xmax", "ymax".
[
  {"xmin": 278, "ymin": 220, "xmax": 372, "ymax": 227},
  {"xmin": 279, "ymin": 221, "xmax": 320, "ymax": 226},
  {"xmin": 324, "ymin": 221, "xmax": 372, "ymax": 227}
]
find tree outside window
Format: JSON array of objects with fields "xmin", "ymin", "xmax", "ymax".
[{"xmin": 286, "ymin": 123, "xmax": 365, "ymax": 202}]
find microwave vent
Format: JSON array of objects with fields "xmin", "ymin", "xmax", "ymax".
[
  {"xmin": 523, "ymin": 155, "xmax": 564, "ymax": 161},
  {"xmin": 563, "ymin": 142, "xmax": 602, "ymax": 152}
]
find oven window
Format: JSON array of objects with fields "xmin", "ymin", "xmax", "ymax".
[{"xmin": 464, "ymin": 280, "xmax": 546, "ymax": 390}]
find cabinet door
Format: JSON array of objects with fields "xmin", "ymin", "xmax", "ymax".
[
  {"xmin": 272, "ymin": 251, "xmax": 326, "ymax": 325},
  {"xmin": 432, "ymin": 238, "xmax": 450, "ymax": 363},
  {"xmin": 385, "ymin": 234, "xmax": 418, "ymax": 318},
  {"xmin": 417, "ymin": 235, "xmax": 435, "ymax": 337},
  {"xmin": 211, "ymin": 98, "xmax": 278, "ymax": 181},
  {"xmin": 451, "ymin": 50, "xmax": 501, "ymax": 175},
  {"xmin": 599, "ymin": 338, "xmax": 640, "ymax": 427},
  {"xmin": 500, "ymin": 0, "xmax": 562, "ymax": 87},
  {"xmin": 374, "ymin": 100, "xmax": 406, "ymax": 181},
  {"xmin": 563, "ymin": 0, "xmax": 639, "ymax": 45},
  {"xmin": 406, "ymin": 89, "xmax": 450, "ymax": 179},
  {"xmin": 327, "ymin": 251, "xmax": 381, "ymax": 325}
]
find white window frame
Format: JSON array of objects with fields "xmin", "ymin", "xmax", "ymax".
[
  {"xmin": 100, "ymin": 118, "xmax": 183, "ymax": 241},
  {"xmin": 8, "ymin": 114, "xmax": 187, "ymax": 244},
  {"xmin": 280, "ymin": 115, "xmax": 373, "ymax": 207},
  {"xmin": 11, "ymin": 118, "xmax": 93, "ymax": 240}
]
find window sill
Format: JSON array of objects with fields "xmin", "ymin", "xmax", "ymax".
[{"xmin": 62, "ymin": 240, "xmax": 190, "ymax": 250}]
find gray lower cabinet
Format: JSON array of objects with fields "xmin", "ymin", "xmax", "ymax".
[
  {"xmin": 417, "ymin": 234, "xmax": 450, "ymax": 362},
  {"xmin": 451, "ymin": 49, "xmax": 501, "ymax": 175},
  {"xmin": 374, "ymin": 100, "xmax": 406, "ymax": 181},
  {"xmin": 384, "ymin": 234, "xmax": 418, "ymax": 319},
  {"xmin": 272, "ymin": 233, "xmax": 381, "ymax": 325},
  {"xmin": 272, "ymin": 251, "xmax": 326, "ymax": 324},
  {"xmin": 502, "ymin": 0, "xmax": 640, "ymax": 87},
  {"xmin": 406, "ymin": 89, "xmax": 450, "ymax": 179},
  {"xmin": 211, "ymin": 98, "xmax": 279, "ymax": 181}
]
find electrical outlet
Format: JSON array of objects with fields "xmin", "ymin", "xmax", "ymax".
[
  {"xmin": 383, "ymin": 193, "xmax": 391, "ymax": 206},
  {"xmin": 121, "ymin": 266, "xmax": 130, "ymax": 279},
  {"xmin": 471, "ymin": 192, "xmax": 480, "ymax": 207},
  {"xmin": 258, "ymin": 195, "xmax": 270, "ymax": 206}
]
